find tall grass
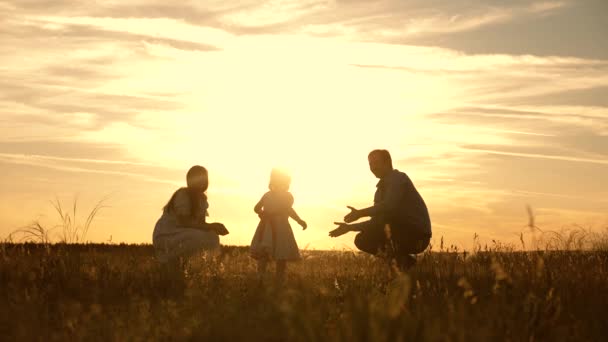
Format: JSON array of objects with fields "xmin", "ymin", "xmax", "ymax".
[
  {"xmin": 520, "ymin": 205, "xmax": 606, "ymax": 251},
  {"xmin": 2, "ymin": 202, "xmax": 606, "ymax": 339},
  {"xmin": 7, "ymin": 196, "xmax": 108, "ymax": 244},
  {"xmin": 0, "ymin": 244, "xmax": 606, "ymax": 341}
]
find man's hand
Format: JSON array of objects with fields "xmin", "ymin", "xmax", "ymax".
[
  {"xmin": 329, "ymin": 222, "xmax": 351, "ymax": 237},
  {"xmin": 208, "ymin": 222, "xmax": 229, "ymax": 236},
  {"xmin": 343, "ymin": 206, "xmax": 362, "ymax": 223}
]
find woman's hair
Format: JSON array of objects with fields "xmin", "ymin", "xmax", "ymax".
[
  {"xmin": 163, "ymin": 165, "xmax": 208, "ymax": 217},
  {"xmin": 268, "ymin": 168, "xmax": 291, "ymax": 192},
  {"xmin": 186, "ymin": 165, "xmax": 208, "ymax": 191}
]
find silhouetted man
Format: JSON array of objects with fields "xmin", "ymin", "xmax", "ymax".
[{"xmin": 329, "ymin": 149, "xmax": 431, "ymax": 269}]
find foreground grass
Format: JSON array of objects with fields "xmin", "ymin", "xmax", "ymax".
[{"xmin": 0, "ymin": 244, "xmax": 606, "ymax": 341}]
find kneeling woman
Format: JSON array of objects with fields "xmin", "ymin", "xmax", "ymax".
[{"xmin": 153, "ymin": 165, "xmax": 229, "ymax": 263}]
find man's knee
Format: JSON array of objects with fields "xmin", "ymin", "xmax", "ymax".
[
  {"xmin": 354, "ymin": 232, "xmax": 365, "ymax": 250},
  {"xmin": 395, "ymin": 236, "xmax": 430, "ymax": 255},
  {"xmin": 413, "ymin": 237, "xmax": 430, "ymax": 254},
  {"xmin": 354, "ymin": 232, "xmax": 376, "ymax": 254}
]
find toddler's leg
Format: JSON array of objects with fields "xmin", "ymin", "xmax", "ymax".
[
  {"xmin": 276, "ymin": 260, "xmax": 287, "ymax": 281},
  {"xmin": 257, "ymin": 259, "xmax": 268, "ymax": 275}
]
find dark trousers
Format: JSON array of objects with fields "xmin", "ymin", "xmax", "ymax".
[{"xmin": 354, "ymin": 224, "xmax": 430, "ymax": 256}]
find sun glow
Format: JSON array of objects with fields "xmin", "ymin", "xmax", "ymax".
[
  {"xmin": 131, "ymin": 37, "xmax": 453, "ymax": 195},
  {"xmin": 2, "ymin": 1, "xmax": 607, "ymax": 251},
  {"xmin": 67, "ymin": 33, "xmax": 462, "ymax": 247}
]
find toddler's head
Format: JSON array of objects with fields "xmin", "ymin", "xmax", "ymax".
[{"xmin": 268, "ymin": 168, "xmax": 291, "ymax": 192}]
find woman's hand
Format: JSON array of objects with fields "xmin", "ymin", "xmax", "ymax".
[
  {"xmin": 299, "ymin": 220, "xmax": 308, "ymax": 230},
  {"xmin": 208, "ymin": 222, "xmax": 229, "ymax": 236}
]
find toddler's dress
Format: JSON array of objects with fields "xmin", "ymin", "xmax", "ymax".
[{"xmin": 250, "ymin": 191, "xmax": 301, "ymax": 261}]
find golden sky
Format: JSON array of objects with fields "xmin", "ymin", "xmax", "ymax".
[{"xmin": 1, "ymin": 0, "xmax": 607, "ymax": 249}]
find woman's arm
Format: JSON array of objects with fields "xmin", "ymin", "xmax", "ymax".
[
  {"xmin": 172, "ymin": 189, "xmax": 210, "ymax": 229},
  {"xmin": 177, "ymin": 217, "xmax": 228, "ymax": 235},
  {"xmin": 177, "ymin": 216, "xmax": 208, "ymax": 230}
]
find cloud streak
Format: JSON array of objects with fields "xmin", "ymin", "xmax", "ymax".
[
  {"xmin": 462, "ymin": 146, "xmax": 608, "ymax": 166},
  {"xmin": 3, "ymin": 0, "xmax": 585, "ymax": 55},
  {"xmin": 0, "ymin": 152, "xmax": 181, "ymax": 186}
]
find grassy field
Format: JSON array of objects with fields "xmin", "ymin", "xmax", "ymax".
[{"xmin": 1, "ymin": 243, "xmax": 607, "ymax": 341}]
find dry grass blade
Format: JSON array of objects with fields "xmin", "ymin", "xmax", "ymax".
[
  {"xmin": 526, "ymin": 204, "xmax": 543, "ymax": 233},
  {"xmin": 9, "ymin": 221, "xmax": 53, "ymax": 243},
  {"xmin": 82, "ymin": 197, "xmax": 110, "ymax": 243},
  {"xmin": 8, "ymin": 195, "xmax": 109, "ymax": 244}
]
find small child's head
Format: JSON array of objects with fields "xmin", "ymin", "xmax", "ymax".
[{"xmin": 268, "ymin": 168, "xmax": 291, "ymax": 192}]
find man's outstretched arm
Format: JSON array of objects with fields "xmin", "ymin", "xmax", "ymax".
[
  {"xmin": 346, "ymin": 180, "xmax": 403, "ymax": 221},
  {"xmin": 329, "ymin": 220, "xmax": 372, "ymax": 237}
]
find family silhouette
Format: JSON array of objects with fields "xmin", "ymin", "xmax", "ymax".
[{"xmin": 152, "ymin": 149, "xmax": 432, "ymax": 275}]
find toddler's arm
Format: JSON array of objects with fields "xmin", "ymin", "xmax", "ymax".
[
  {"xmin": 289, "ymin": 208, "xmax": 307, "ymax": 230},
  {"xmin": 254, "ymin": 193, "xmax": 266, "ymax": 217}
]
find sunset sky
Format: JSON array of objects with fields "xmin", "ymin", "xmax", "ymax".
[{"xmin": 1, "ymin": 0, "xmax": 607, "ymax": 249}]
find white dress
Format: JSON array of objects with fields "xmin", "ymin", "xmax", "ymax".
[
  {"xmin": 250, "ymin": 191, "xmax": 301, "ymax": 261},
  {"xmin": 152, "ymin": 188, "xmax": 220, "ymax": 263}
]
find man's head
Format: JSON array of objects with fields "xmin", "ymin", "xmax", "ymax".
[{"xmin": 368, "ymin": 149, "xmax": 393, "ymax": 179}]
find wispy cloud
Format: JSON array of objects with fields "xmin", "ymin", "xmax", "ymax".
[
  {"xmin": 0, "ymin": 152, "xmax": 166, "ymax": 168},
  {"xmin": 2, "ymin": 0, "xmax": 577, "ymax": 44},
  {"xmin": 0, "ymin": 152, "xmax": 181, "ymax": 185},
  {"xmin": 433, "ymin": 106, "xmax": 608, "ymax": 132},
  {"xmin": 4, "ymin": 0, "xmax": 602, "ymax": 61},
  {"xmin": 462, "ymin": 146, "xmax": 608, "ymax": 166}
]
